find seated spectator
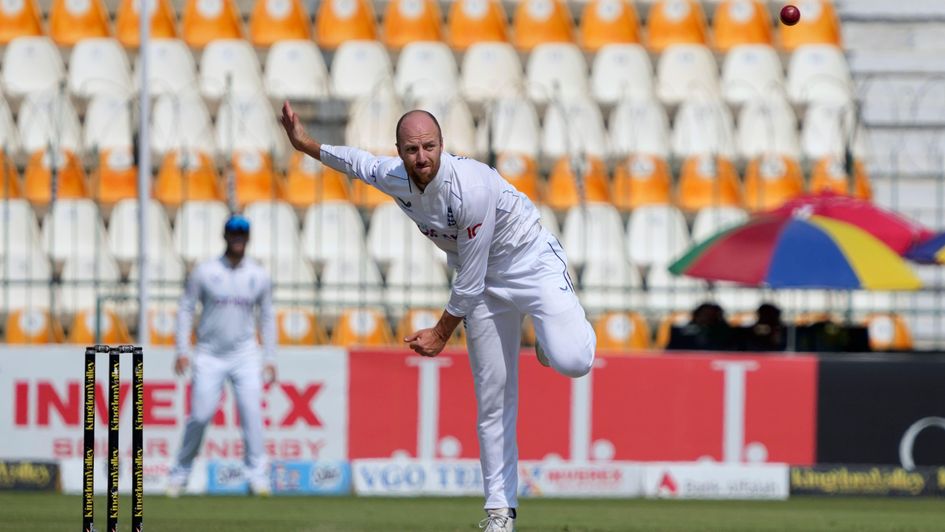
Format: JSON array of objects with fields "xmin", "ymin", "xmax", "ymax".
[
  {"xmin": 667, "ymin": 302, "xmax": 735, "ymax": 351},
  {"xmin": 743, "ymin": 302, "xmax": 787, "ymax": 352}
]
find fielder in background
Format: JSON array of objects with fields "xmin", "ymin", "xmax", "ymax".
[
  {"xmin": 167, "ymin": 215, "xmax": 277, "ymax": 497},
  {"xmin": 281, "ymin": 102, "xmax": 596, "ymax": 532}
]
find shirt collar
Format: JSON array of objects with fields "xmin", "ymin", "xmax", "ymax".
[{"xmin": 415, "ymin": 152, "xmax": 452, "ymax": 195}]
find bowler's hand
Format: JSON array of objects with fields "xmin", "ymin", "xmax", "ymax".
[
  {"xmin": 174, "ymin": 355, "xmax": 190, "ymax": 377},
  {"xmin": 281, "ymin": 101, "xmax": 314, "ymax": 152},
  {"xmin": 263, "ymin": 362, "xmax": 277, "ymax": 386},
  {"xmin": 405, "ymin": 328, "xmax": 448, "ymax": 357}
]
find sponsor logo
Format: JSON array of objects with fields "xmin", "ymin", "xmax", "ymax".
[
  {"xmin": 0, "ymin": 461, "xmax": 59, "ymax": 491},
  {"xmin": 466, "ymin": 223, "xmax": 482, "ymax": 239},
  {"xmin": 790, "ymin": 466, "xmax": 933, "ymax": 497},
  {"xmin": 643, "ymin": 464, "xmax": 789, "ymax": 500},
  {"xmin": 396, "ymin": 197, "xmax": 412, "ymax": 209},
  {"xmin": 446, "ymin": 206, "xmax": 456, "ymax": 227}
]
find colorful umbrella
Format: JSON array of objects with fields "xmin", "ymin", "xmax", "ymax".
[
  {"xmin": 906, "ymin": 232, "xmax": 945, "ymax": 264},
  {"xmin": 768, "ymin": 192, "xmax": 933, "ymax": 255},
  {"xmin": 669, "ymin": 214, "xmax": 922, "ymax": 290}
]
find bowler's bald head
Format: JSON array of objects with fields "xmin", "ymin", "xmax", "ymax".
[{"xmin": 396, "ymin": 110, "xmax": 442, "ymax": 146}]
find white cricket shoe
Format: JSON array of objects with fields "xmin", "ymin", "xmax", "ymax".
[
  {"xmin": 165, "ymin": 480, "xmax": 185, "ymax": 498},
  {"xmin": 250, "ymin": 480, "xmax": 272, "ymax": 497},
  {"xmin": 535, "ymin": 342, "xmax": 550, "ymax": 368},
  {"xmin": 479, "ymin": 508, "xmax": 515, "ymax": 532}
]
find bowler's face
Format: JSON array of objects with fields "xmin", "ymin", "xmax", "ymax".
[{"xmin": 397, "ymin": 115, "xmax": 442, "ymax": 187}]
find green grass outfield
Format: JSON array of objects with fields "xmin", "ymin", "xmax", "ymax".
[{"xmin": 2, "ymin": 493, "xmax": 943, "ymax": 531}]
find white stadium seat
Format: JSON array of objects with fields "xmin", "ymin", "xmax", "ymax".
[
  {"xmin": 58, "ymin": 253, "xmax": 122, "ymax": 315},
  {"xmin": 17, "ymin": 91, "xmax": 82, "ymax": 155},
  {"xmin": 151, "ymin": 90, "xmax": 216, "ymax": 158},
  {"xmin": 0, "ymin": 199, "xmax": 41, "ymax": 260},
  {"xmin": 656, "ymin": 44, "xmax": 719, "ymax": 105},
  {"xmin": 395, "ymin": 41, "xmax": 459, "ymax": 103},
  {"xmin": 200, "ymin": 39, "xmax": 265, "ymax": 100},
  {"xmin": 541, "ymin": 97, "xmax": 609, "ymax": 162},
  {"xmin": 384, "ymin": 258, "xmax": 450, "ymax": 315},
  {"xmin": 216, "ymin": 93, "xmax": 287, "ymax": 159},
  {"xmin": 68, "ymin": 38, "xmax": 133, "ymax": 99},
  {"xmin": 1, "ymin": 247, "xmax": 53, "ymax": 311},
  {"xmin": 319, "ymin": 257, "xmax": 384, "ymax": 318},
  {"xmin": 671, "ymin": 96, "xmax": 736, "ymax": 159},
  {"xmin": 2, "ymin": 37, "xmax": 64, "ymax": 100},
  {"xmin": 367, "ymin": 202, "xmax": 439, "ymax": 268},
  {"xmin": 646, "ymin": 264, "xmax": 708, "ymax": 313},
  {"xmin": 174, "ymin": 200, "xmax": 229, "ymax": 264},
  {"xmin": 84, "ymin": 95, "xmax": 133, "ymax": 152},
  {"xmin": 0, "ymin": 95, "xmax": 21, "ymax": 157},
  {"xmin": 526, "ymin": 43, "xmax": 590, "ymax": 104},
  {"xmin": 562, "ymin": 203, "xmax": 626, "ymax": 269},
  {"xmin": 801, "ymin": 103, "xmax": 870, "ymax": 161},
  {"xmin": 108, "ymin": 198, "xmax": 177, "ymax": 268},
  {"xmin": 609, "ymin": 98, "xmax": 671, "ymax": 159},
  {"xmin": 690, "ymin": 206, "xmax": 748, "ymax": 243},
  {"xmin": 258, "ymin": 254, "xmax": 317, "ymax": 305},
  {"xmin": 626, "ymin": 204, "xmax": 690, "ymax": 267},
  {"xmin": 736, "ymin": 94, "xmax": 801, "ymax": 161},
  {"xmin": 330, "ymin": 40, "xmax": 394, "ymax": 101},
  {"xmin": 136, "ymin": 39, "xmax": 198, "ymax": 97},
  {"xmin": 127, "ymin": 253, "xmax": 186, "ymax": 303},
  {"xmin": 721, "ymin": 45, "xmax": 785, "ymax": 106},
  {"xmin": 460, "ymin": 42, "xmax": 524, "ymax": 106},
  {"xmin": 264, "ymin": 40, "xmax": 330, "ymax": 102},
  {"xmin": 787, "ymin": 44, "xmax": 853, "ymax": 106},
  {"xmin": 580, "ymin": 257, "xmax": 646, "ymax": 313},
  {"xmin": 244, "ymin": 200, "xmax": 302, "ymax": 261},
  {"xmin": 590, "ymin": 44, "xmax": 654, "ymax": 105},
  {"xmin": 477, "ymin": 97, "xmax": 541, "ymax": 159},
  {"xmin": 345, "ymin": 89, "xmax": 403, "ymax": 156},
  {"xmin": 301, "ymin": 201, "xmax": 369, "ymax": 266},
  {"xmin": 417, "ymin": 97, "xmax": 478, "ymax": 157}
]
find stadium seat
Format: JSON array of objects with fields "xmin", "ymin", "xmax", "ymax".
[
  {"xmin": 49, "ymin": 0, "xmax": 111, "ymax": 46},
  {"xmin": 2, "ymin": 37, "xmax": 65, "ymax": 100},
  {"xmin": 385, "ymin": 258, "xmax": 450, "ymax": 315},
  {"xmin": 512, "ymin": 0, "xmax": 574, "ymax": 51},
  {"xmin": 330, "ymin": 307, "xmax": 393, "ymax": 346},
  {"xmin": 593, "ymin": 311, "xmax": 650, "ymax": 351},
  {"xmin": 366, "ymin": 202, "xmax": 438, "ymax": 267},
  {"xmin": 809, "ymin": 156, "xmax": 872, "ymax": 200},
  {"xmin": 590, "ymin": 44, "xmax": 653, "ymax": 105},
  {"xmin": 320, "ymin": 258, "xmax": 385, "ymax": 318},
  {"xmin": 541, "ymin": 97, "xmax": 608, "ymax": 163},
  {"xmin": 0, "ymin": 155, "xmax": 20, "ymax": 198},
  {"xmin": 67, "ymin": 307, "xmax": 132, "ymax": 344},
  {"xmin": 396, "ymin": 308, "xmax": 464, "ymax": 345},
  {"xmin": 91, "ymin": 149, "xmax": 140, "ymax": 208},
  {"xmin": 259, "ymin": 253, "xmax": 317, "ymax": 303},
  {"xmin": 18, "ymin": 91, "xmax": 82, "ymax": 157},
  {"xmin": 646, "ymin": 264, "xmax": 707, "ymax": 313},
  {"xmin": 580, "ymin": 257, "xmax": 645, "ymax": 312},
  {"xmin": 330, "ymin": 40, "xmax": 394, "ymax": 101},
  {"xmin": 69, "ymin": 39, "xmax": 133, "ymax": 100},
  {"xmin": 671, "ymin": 96, "xmax": 736, "ymax": 159},
  {"xmin": 864, "ymin": 313, "xmax": 913, "ymax": 352},
  {"xmin": 721, "ymin": 45, "xmax": 784, "ymax": 106},
  {"xmin": 525, "ymin": 43, "xmax": 589, "ymax": 104},
  {"xmin": 230, "ymin": 151, "xmax": 283, "ymax": 206},
  {"xmin": 151, "ymin": 91, "xmax": 216, "ymax": 158},
  {"xmin": 108, "ymin": 198, "xmax": 177, "ymax": 268},
  {"xmin": 478, "ymin": 97, "xmax": 540, "ymax": 160},
  {"xmin": 495, "ymin": 153, "xmax": 540, "ymax": 202},
  {"xmin": 200, "ymin": 39, "xmax": 265, "ymax": 100},
  {"xmin": 611, "ymin": 154, "xmax": 672, "ymax": 211},
  {"xmin": 447, "ymin": 0, "xmax": 507, "ymax": 51},
  {"xmin": 800, "ymin": 103, "xmax": 869, "ymax": 162},
  {"xmin": 0, "ymin": 200, "xmax": 38, "ymax": 257},
  {"xmin": 383, "ymin": 0, "xmax": 442, "ymax": 50},
  {"xmin": 345, "ymin": 89, "xmax": 402, "ymax": 156},
  {"xmin": 216, "ymin": 93, "xmax": 286, "ymax": 160},
  {"xmin": 416, "ymin": 97, "xmax": 478, "ymax": 157},
  {"xmin": 314, "ymin": 0, "xmax": 377, "ymax": 50},
  {"xmin": 545, "ymin": 157, "xmax": 610, "ymax": 211},
  {"xmin": 154, "ymin": 149, "xmax": 223, "ymax": 208},
  {"xmin": 127, "ymin": 251, "xmax": 186, "ymax": 303},
  {"xmin": 301, "ymin": 201, "xmax": 369, "ymax": 267},
  {"xmin": 713, "ymin": 0, "xmax": 772, "ymax": 52},
  {"xmin": 1, "ymin": 242, "xmax": 52, "ymax": 304},
  {"xmin": 147, "ymin": 305, "xmax": 178, "ymax": 345},
  {"xmin": 561, "ymin": 203, "xmax": 625, "ymax": 269},
  {"xmin": 84, "ymin": 95, "xmax": 133, "ymax": 154},
  {"xmin": 277, "ymin": 307, "xmax": 328, "ymax": 345},
  {"xmin": 243, "ymin": 200, "xmax": 301, "ymax": 261},
  {"xmin": 743, "ymin": 155, "xmax": 804, "ymax": 211},
  {"xmin": 23, "ymin": 150, "xmax": 88, "ymax": 207},
  {"xmin": 736, "ymin": 95, "xmax": 801, "ymax": 161},
  {"xmin": 182, "ymin": 0, "xmax": 243, "ymax": 48},
  {"xmin": 136, "ymin": 39, "xmax": 198, "ymax": 97},
  {"xmin": 646, "ymin": 0, "xmax": 707, "ymax": 52},
  {"xmin": 787, "ymin": 45, "xmax": 853, "ymax": 106},
  {"xmin": 264, "ymin": 40, "xmax": 330, "ymax": 102},
  {"xmin": 608, "ymin": 99, "xmax": 671, "ymax": 160},
  {"xmin": 460, "ymin": 42, "xmax": 523, "ymax": 106},
  {"xmin": 174, "ymin": 200, "xmax": 228, "ymax": 263},
  {"xmin": 5, "ymin": 308, "xmax": 65, "ymax": 344},
  {"xmin": 677, "ymin": 155, "xmax": 743, "ymax": 211},
  {"xmin": 284, "ymin": 152, "xmax": 350, "ymax": 208},
  {"xmin": 0, "ymin": 97, "xmax": 20, "ymax": 157},
  {"xmin": 580, "ymin": 0, "xmax": 639, "ymax": 53},
  {"xmin": 656, "ymin": 44, "xmax": 719, "ymax": 105},
  {"xmin": 0, "ymin": 0, "xmax": 42, "ymax": 44},
  {"xmin": 779, "ymin": 0, "xmax": 841, "ymax": 51},
  {"xmin": 690, "ymin": 206, "xmax": 748, "ymax": 242},
  {"xmin": 538, "ymin": 204, "xmax": 560, "ymax": 237},
  {"xmin": 626, "ymin": 204, "xmax": 690, "ymax": 267},
  {"xmin": 116, "ymin": 0, "xmax": 178, "ymax": 47},
  {"xmin": 250, "ymin": 0, "xmax": 310, "ymax": 46},
  {"xmin": 58, "ymin": 253, "xmax": 122, "ymax": 315},
  {"xmin": 395, "ymin": 42, "xmax": 458, "ymax": 103}
]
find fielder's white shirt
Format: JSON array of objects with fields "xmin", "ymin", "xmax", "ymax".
[
  {"xmin": 320, "ymin": 145, "xmax": 543, "ymax": 318},
  {"xmin": 176, "ymin": 256, "xmax": 276, "ymax": 360}
]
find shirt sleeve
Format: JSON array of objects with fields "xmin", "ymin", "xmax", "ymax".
[
  {"xmin": 320, "ymin": 144, "xmax": 384, "ymax": 185},
  {"xmin": 175, "ymin": 266, "xmax": 200, "ymax": 356},
  {"xmin": 445, "ymin": 185, "xmax": 496, "ymax": 318},
  {"xmin": 257, "ymin": 273, "xmax": 276, "ymax": 361}
]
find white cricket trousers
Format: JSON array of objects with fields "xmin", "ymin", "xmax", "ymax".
[
  {"xmin": 171, "ymin": 349, "xmax": 269, "ymax": 486},
  {"xmin": 465, "ymin": 230, "xmax": 597, "ymax": 510}
]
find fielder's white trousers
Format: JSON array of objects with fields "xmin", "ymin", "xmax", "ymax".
[
  {"xmin": 170, "ymin": 348, "xmax": 269, "ymax": 487},
  {"xmin": 466, "ymin": 231, "xmax": 597, "ymax": 510}
]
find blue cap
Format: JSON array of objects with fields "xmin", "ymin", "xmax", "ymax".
[{"xmin": 224, "ymin": 214, "xmax": 250, "ymax": 234}]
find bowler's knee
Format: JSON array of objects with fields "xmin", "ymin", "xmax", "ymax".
[{"xmin": 550, "ymin": 328, "xmax": 596, "ymax": 378}]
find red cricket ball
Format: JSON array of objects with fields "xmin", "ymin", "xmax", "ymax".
[{"xmin": 780, "ymin": 4, "xmax": 800, "ymax": 26}]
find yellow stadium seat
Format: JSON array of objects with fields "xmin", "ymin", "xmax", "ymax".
[
  {"xmin": 395, "ymin": 308, "xmax": 465, "ymax": 346},
  {"xmin": 713, "ymin": 0, "xmax": 772, "ymax": 52},
  {"xmin": 809, "ymin": 156, "xmax": 871, "ymax": 200},
  {"xmin": 284, "ymin": 152, "xmax": 351, "ymax": 209},
  {"xmin": 654, "ymin": 311, "xmax": 689, "ymax": 349},
  {"xmin": 545, "ymin": 156, "xmax": 610, "ymax": 211},
  {"xmin": 315, "ymin": 0, "xmax": 377, "ymax": 49},
  {"xmin": 66, "ymin": 308, "xmax": 132, "ymax": 344},
  {"xmin": 331, "ymin": 307, "xmax": 394, "ymax": 346},
  {"xmin": 579, "ymin": 0, "xmax": 640, "ymax": 53},
  {"xmin": 350, "ymin": 175, "xmax": 393, "ymax": 210},
  {"xmin": 611, "ymin": 154, "xmax": 672, "ymax": 211},
  {"xmin": 512, "ymin": 0, "xmax": 574, "ymax": 52},
  {"xmin": 743, "ymin": 155, "xmax": 804, "ymax": 212},
  {"xmin": 594, "ymin": 311, "xmax": 651, "ymax": 351},
  {"xmin": 250, "ymin": 0, "xmax": 311, "ymax": 47},
  {"xmin": 278, "ymin": 307, "xmax": 328, "ymax": 345},
  {"xmin": 779, "ymin": 0, "xmax": 841, "ymax": 51},
  {"xmin": 147, "ymin": 306, "xmax": 178, "ymax": 345},
  {"xmin": 496, "ymin": 153, "xmax": 541, "ymax": 204},
  {"xmin": 49, "ymin": 0, "xmax": 111, "ymax": 46},
  {"xmin": 23, "ymin": 150, "xmax": 89, "ymax": 207},
  {"xmin": 154, "ymin": 150, "xmax": 223, "ymax": 209},
  {"xmin": 0, "ymin": 153, "xmax": 21, "ymax": 198},
  {"xmin": 91, "ymin": 148, "xmax": 138, "ymax": 207},
  {"xmin": 116, "ymin": 0, "xmax": 178, "ymax": 47},
  {"xmin": 677, "ymin": 155, "xmax": 742, "ymax": 211},
  {"xmin": 231, "ymin": 150, "xmax": 283, "ymax": 206},
  {"xmin": 382, "ymin": 0, "xmax": 442, "ymax": 50},
  {"xmin": 6, "ymin": 309, "xmax": 65, "ymax": 344},
  {"xmin": 182, "ymin": 0, "xmax": 243, "ymax": 48},
  {"xmin": 864, "ymin": 313, "xmax": 913, "ymax": 352},
  {"xmin": 447, "ymin": 0, "xmax": 508, "ymax": 51},
  {"xmin": 646, "ymin": 0, "xmax": 707, "ymax": 52},
  {"xmin": 0, "ymin": 0, "xmax": 42, "ymax": 44}
]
